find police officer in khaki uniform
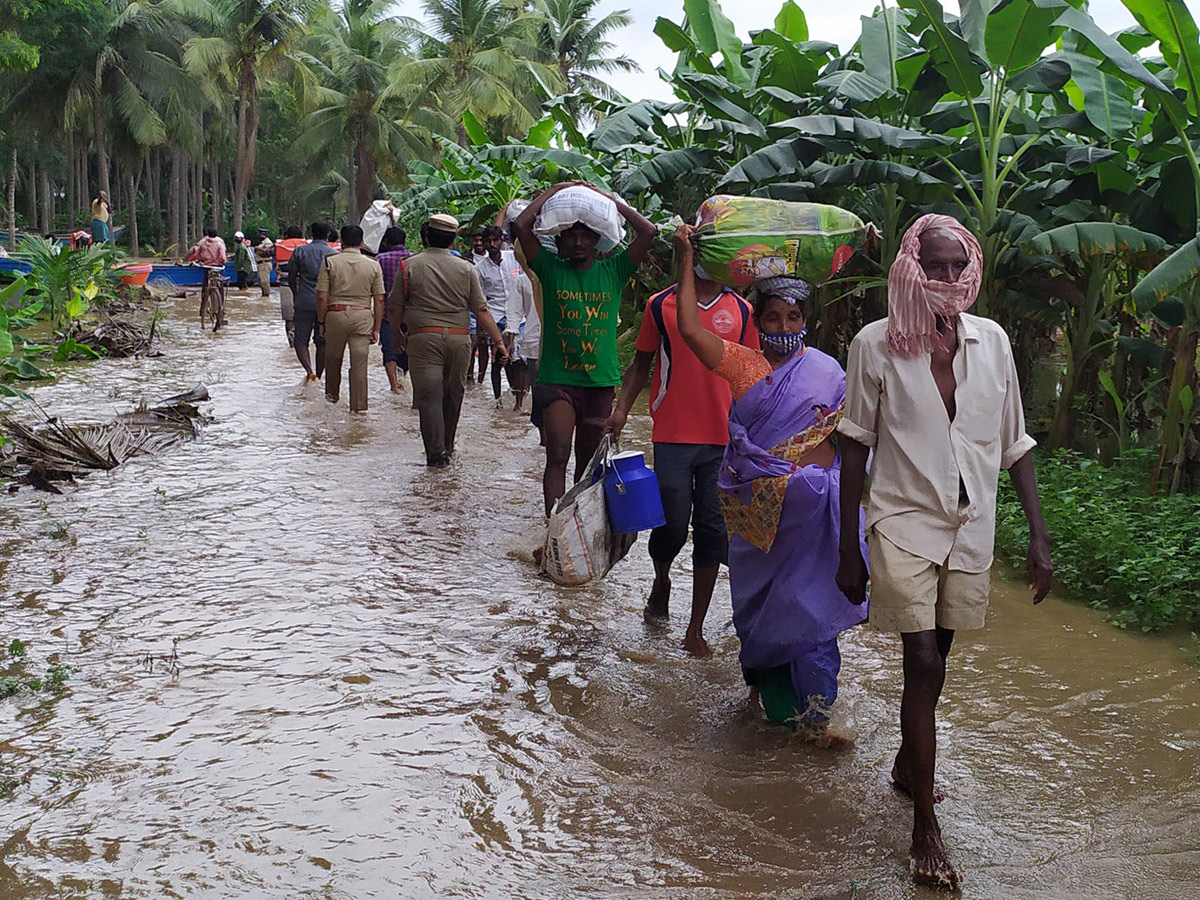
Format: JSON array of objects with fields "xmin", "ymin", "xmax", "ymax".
[
  {"xmin": 317, "ymin": 224, "xmax": 384, "ymax": 412},
  {"xmin": 389, "ymin": 214, "xmax": 508, "ymax": 467}
]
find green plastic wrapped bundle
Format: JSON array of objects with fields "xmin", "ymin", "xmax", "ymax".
[{"xmin": 691, "ymin": 195, "xmax": 869, "ymax": 287}]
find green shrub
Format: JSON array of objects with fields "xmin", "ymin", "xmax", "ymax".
[{"xmin": 996, "ymin": 451, "xmax": 1200, "ymax": 632}]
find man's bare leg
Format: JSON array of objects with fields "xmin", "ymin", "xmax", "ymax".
[
  {"xmin": 385, "ymin": 360, "xmax": 403, "ymax": 394},
  {"xmin": 682, "ymin": 561, "xmax": 719, "ymax": 658},
  {"xmin": 644, "ymin": 558, "xmax": 671, "ymax": 624},
  {"xmin": 295, "ymin": 341, "xmax": 315, "ymax": 379},
  {"xmin": 541, "ymin": 400, "xmax": 576, "ymax": 516},
  {"xmin": 897, "ymin": 628, "xmax": 961, "ymax": 889}
]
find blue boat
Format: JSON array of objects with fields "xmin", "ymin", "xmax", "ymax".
[
  {"xmin": 145, "ymin": 262, "xmax": 276, "ymax": 287},
  {"xmin": 0, "ymin": 257, "xmax": 33, "ymax": 277}
]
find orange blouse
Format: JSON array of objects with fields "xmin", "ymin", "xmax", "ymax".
[{"xmin": 714, "ymin": 340, "xmax": 773, "ymax": 400}]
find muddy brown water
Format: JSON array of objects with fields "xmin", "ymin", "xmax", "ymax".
[{"xmin": 1, "ymin": 292, "xmax": 1198, "ymax": 899}]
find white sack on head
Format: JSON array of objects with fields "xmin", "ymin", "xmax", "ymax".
[
  {"xmin": 359, "ymin": 200, "xmax": 398, "ymax": 253},
  {"xmin": 534, "ymin": 186, "xmax": 626, "ymax": 254}
]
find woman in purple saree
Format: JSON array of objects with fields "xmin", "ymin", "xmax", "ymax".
[{"xmin": 672, "ymin": 225, "xmax": 868, "ymax": 734}]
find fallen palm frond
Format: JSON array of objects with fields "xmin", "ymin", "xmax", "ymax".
[{"xmin": 0, "ymin": 385, "xmax": 208, "ymax": 492}]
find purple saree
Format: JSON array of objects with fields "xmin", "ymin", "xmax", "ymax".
[{"xmin": 717, "ymin": 347, "xmax": 868, "ymax": 725}]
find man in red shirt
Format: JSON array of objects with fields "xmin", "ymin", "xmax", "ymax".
[{"xmin": 604, "ymin": 268, "xmax": 758, "ymax": 657}]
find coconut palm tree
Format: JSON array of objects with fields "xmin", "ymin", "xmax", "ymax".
[
  {"xmin": 392, "ymin": 0, "xmax": 562, "ymax": 145},
  {"xmin": 534, "ymin": 0, "xmax": 636, "ymax": 103},
  {"xmin": 174, "ymin": 0, "xmax": 314, "ymax": 230},
  {"xmin": 294, "ymin": 0, "xmax": 426, "ymax": 219}
]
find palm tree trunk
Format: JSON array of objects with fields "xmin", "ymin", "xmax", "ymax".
[
  {"xmin": 6, "ymin": 149, "xmax": 16, "ymax": 251},
  {"xmin": 94, "ymin": 108, "xmax": 111, "ymax": 200},
  {"xmin": 126, "ymin": 166, "xmax": 139, "ymax": 256},
  {"xmin": 27, "ymin": 160, "xmax": 36, "ymax": 227},
  {"xmin": 40, "ymin": 165, "xmax": 52, "ymax": 234},
  {"xmin": 347, "ymin": 153, "xmax": 358, "ymax": 221},
  {"xmin": 210, "ymin": 153, "xmax": 221, "ymax": 232},
  {"xmin": 67, "ymin": 132, "xmax": 76, "ymax": 231},
  {"xmin": 354, "ymin": 129, "xmax": 375, "ymax": 222},
  {"xmin": 233, "ymin": 62, "xmax": 260, "ymax": 233},
  {"xmin": 168, "ymin": 146, "xmax": 181, "ymax": 255},
  {"xmin": 150, "ymin": 147, "xmax": 161, "ymax": 249}
]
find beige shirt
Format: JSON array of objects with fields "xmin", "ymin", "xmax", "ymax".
[
  {"xmin": 316, "ymin": 247, "xmax": 383, "ymax": 306},
  {"xmin": 838, "ymin": 313, "xmax": 1036, "ymax": 574},
  {"xmin": 389, "ymin": 248, "xmax": 486, "ymax": 330}
]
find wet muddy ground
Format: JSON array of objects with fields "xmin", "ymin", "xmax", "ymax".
[{"xmin": 1, "ymin": 292, "xmax": 1198, "ymax": 899}]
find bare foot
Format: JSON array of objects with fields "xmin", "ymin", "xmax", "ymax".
[
  {"xmin": 892, "ymin": 758, "xmax": 946, "ymax": 804},
  {"xmin": 532, "ymin": 545, "xmax": 544, "ymax": 567},
  {"xmin": 390, "ymin": 385, "xmax": 404, "ymax": 395},
  {"xmin": 682, "ymin": 631, "xmax": 713, "ymax": 658},
  {"xmin": 642, "ymin": 573, "xmax": 670, "ymax": 624},
  {"xmin": 910, "ymin": 819, "xmax": 962, "ymax": 890}
]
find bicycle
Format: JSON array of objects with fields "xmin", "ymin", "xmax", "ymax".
[{"xmin": 198, "ymin": 265, "xmax": 227, "ymax": 332}]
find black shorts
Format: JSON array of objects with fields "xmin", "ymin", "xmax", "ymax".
[{"xmin": 531, "ymin": 382, "xmax": 615, "ymax": 430}]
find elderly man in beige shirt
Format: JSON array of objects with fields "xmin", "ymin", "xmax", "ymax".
[{"xmin": 836, "ymin": 215, "xmax": 1053, "ymax": 891}]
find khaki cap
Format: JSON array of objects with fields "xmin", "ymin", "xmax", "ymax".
[{"xmin": 428, "ymin": 213, "xmax": 460, "ymax": 233}]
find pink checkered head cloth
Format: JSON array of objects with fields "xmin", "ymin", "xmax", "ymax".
[{"xmin": 886, "ymin": 214, "xmax": 982, "ymax": 356}]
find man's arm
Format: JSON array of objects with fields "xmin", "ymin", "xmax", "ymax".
[
  {"xmin": 287, "ymin": 255, "xmax": 298, "ymax": 294},
  {"xmin": 609, "ymin": 192, "xmax": 657, "ymax": 266},
  {"xmin": 835, "ymin": 437, "xmax": 870, "ymax": 605},
  {"xmin": 387, "ymin": 264, "xmax": 407, "ymax": 349},
  {"xmin": 671, "ymin": 225, "xmax": 725, "ymax": 369},
  {"xmin": 603, "ymin": 350, "xmax": 653, "ymax": 440},
  {"xmin": 475, "ymin": 307, "xmax": 509, "ymax": 364},
  {"xmin": 371, "ymin": 292, "xmax": 384, "ymax": 344},
  {"xmin": 316, "ymin": 259, "xmax": 330, "ymax": 332},
  {"xmin": 1007, "ymin": 451, "xmax": 1053, "ymax": 603},
  {"xmin": 512, "ymin": 182, "xmax": 575, "ymax": 264}
]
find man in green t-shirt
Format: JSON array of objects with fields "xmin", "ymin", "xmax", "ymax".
[{"xmin": 513, "ymin": 182, "xmax": 657, "ymax": 515}]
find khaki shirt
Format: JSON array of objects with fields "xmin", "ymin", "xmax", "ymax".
[
  {"xmin": 389, "ymin": 248, "xmax": 486, "ymax": 330},
  {"xmin": 317, "ymin": 247, "xmax": 384, "ymax": 306},
  {"xmin": 837, "ymin": 313, "xmax": 1036, "ymax": 574}
]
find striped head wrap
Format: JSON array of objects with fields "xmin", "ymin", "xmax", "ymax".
[
  {"xmin": 886, "ymin": 214, "xmax": 982, "ymax": 356},
  {"xmin": 753, "ymin": 275, "xmax": 813, "ymax": 306}
]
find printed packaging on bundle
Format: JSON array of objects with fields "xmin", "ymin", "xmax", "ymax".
[
  {"xmin": 691, "ymin": 196, "xmax": 870, "ymax": 287},
  {"xmin": 535, "ymin": 186, "xmax": 626, "ymax": 254}
]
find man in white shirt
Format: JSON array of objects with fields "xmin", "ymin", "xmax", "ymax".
[
  {"xmin": 836, "ymin": 214, "xmax": 1053, "ymax": 890},
  {"xmin": 502, "ymin": 249, "xmax": 539, "ymax": 413},
  {"xmin": 475, "ymin": 224, "xmax": 521, "ymax": 408}
]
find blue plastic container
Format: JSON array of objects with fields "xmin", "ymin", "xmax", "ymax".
[{"xmin": 605, "ymin": 450, "xmax": 667, "ymax": 534}]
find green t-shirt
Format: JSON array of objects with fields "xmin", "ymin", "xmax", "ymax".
[{"xmin": 530, "ymin": 249, "xmax": 636, "ymax": 387}]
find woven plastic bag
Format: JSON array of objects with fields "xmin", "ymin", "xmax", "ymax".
[
  {"xmin": 541, "ymin": 437, "xmax": 636, "ymax": 586},
  {"xmin": 692, "ymin": 195, "xmax": 869, "ymax": 287},
  {"xmin": 535, "ymin": 186, "xmax": 626, "ymax": 254}
]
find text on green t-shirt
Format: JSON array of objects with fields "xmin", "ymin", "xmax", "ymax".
[{"xmin": 530, "ymin": 249, "xmax": 636, "ymax": 387}]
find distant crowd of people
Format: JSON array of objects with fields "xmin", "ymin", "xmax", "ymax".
[{"xmin": 185, "ymin": 184, "xmax": 1054, "ymax": 889}]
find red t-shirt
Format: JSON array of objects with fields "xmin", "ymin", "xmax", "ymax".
[{"xmin": 635, "ymin": 285, "xmax": 759, "ymax": 445}]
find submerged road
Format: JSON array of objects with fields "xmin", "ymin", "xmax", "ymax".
[{"xmin": 1, "ymin": 291, "xmax": 1198, "ymax": 899}]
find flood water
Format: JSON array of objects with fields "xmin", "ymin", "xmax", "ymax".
[{"xmin": 1, "ymin": 292, "xmax": 1198, "ymax": 899}]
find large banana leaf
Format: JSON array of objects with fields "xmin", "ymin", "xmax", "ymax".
[
  {"xmin": 859, "ymin": 9, "xmax": 927, "ymax": 93},
  {"xmin": 716, "ymin": 137, "xmax": 820, "ymax": 188},
  {"xmin": 750, "ymin": 30, "xmax": 832, "ymax": 94},
  {"xmin": 1063, "ymin": 51, "xmax": 1134, "ymax": 137},
  {"xmin": 589, "ymin": 100, "xmax": 692, "ymax": 154},
  {"xmin": 1132, "ymin": 237, "xmax": 1200, "ymax": 304},
  {"xmin": 617, "ymin": 148, "xmax": 718, "ymax": 195},
  {"xmin": 675, "ymin": 73, "xmax": 767, "ymax": 139},
  {"xmin": 774, "ymin": 0, "xmax": 808, "ymax": 41},
  {"xmin": 981, "ymin": 0, "xmax": 1065, "ymax": 73},
  {"xmin": 1120, "ymin": 0, "xmax": 1200, "ymax": 115},
  {"xmin": 479, "ymin": 146, "xmax": 595, "ymax": 170},
  {"xmin": 682, "ymin": 0, "xmax": 748, "ymax": 85},
  {"xmin": 898, "ymin": 0, "xmax": 985, "ymax": 99},
  {"xmin": 1031, "ymin": 223, "xmax": 1168, "ymax": 267},
  {"xmin": 815, "ymin": 69, "xmax": 891, "ymax": 102},
  {"xmin": 1007, "ymin": 56, "xmax": 1071, "ymax": 93},
  {"xmin": 767, "ymin": 114, "xmax": 953, "ymax": 150},
  {"xmin": 1054, "ymin": 5, "xmax": 1170, "ymax": 95},
  {"xmin": 806, "ymin": 159, "xmax": 954, "ymax": 201}
]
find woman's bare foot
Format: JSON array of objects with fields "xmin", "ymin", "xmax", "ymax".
[
  {"xmin": 797, "ymin": 721, "xmax": 854, "ymax": 749},
  {"xmin": 892, "ymin": 758, "xmax": 946, "ymax": 804},
  {"xmin": 642, "ymin": 573, "xmax": 670, "ymax": 624},
  {"xmin": 910, "ymin": 818, "xmax": 961, "ymax": 890},
  {"xmin": 682, "ymin": 630, "xmax": 713, "ymax": 658}
]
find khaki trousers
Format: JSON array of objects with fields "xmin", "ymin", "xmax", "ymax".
[
  {"xmin": 257, "ymin": 261, "xmax": 272, "ymax": 296},
  {"xmin": 324, "ymin": 308, "xmax": 374, "ymax": 412},
  {"xmin": 409, "ymin": 331, "xmax": 471, "ymax": 462}
]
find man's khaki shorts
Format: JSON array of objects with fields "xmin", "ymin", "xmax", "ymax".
[{"xmin": 867, "ymin": 530, "xmax": 991, "ymax": 633}]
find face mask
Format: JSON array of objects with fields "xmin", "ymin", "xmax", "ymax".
[{"xmin": 759, "ymin": 329, "xmax": 806, "ymax": 357}]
